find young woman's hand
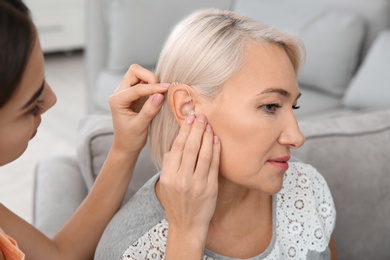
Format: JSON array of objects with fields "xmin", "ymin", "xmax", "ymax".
[
  {"xmin": 157, "ymin": 114, "xmax": 221, "ymax": 259},
  {"xmin": 109, "ymin": 64, "xmax": 169, "ymax": 154}
]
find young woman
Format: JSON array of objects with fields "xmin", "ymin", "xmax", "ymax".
[
  {"xmin": 0, "ymin": 1, "xmax": 220, "ymax": 259},
  {"xmin": 95, "ymin": 9, "xmax": 337, "ymax": 260}
]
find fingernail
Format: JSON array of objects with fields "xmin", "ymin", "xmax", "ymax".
[
  {"xmin": 213, "ymin": 136, "xmax": 219, "ymax": 144},
  {"xmin": 185, "ymin": 115, "xmax": 195, "ymax": 125},
  {"xmin": 197, "ymin": 114, "xmax": 206, "ymax": 123},
  {"xmin": 152, "ymin": 94, "xmax": 164, "ymax": 107},
  {"xmin": 206, "ymin": 124, "xmax": 212, "ymax": 133},
  {"xmin": 160, "ymin": 83, "xmax": 170, "ymax": 88}
]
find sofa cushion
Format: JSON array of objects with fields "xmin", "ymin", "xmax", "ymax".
[
  {"xmin": 320, "ymin": 0, "xmax": 390, "ymax": 56},
  {"xmin": 297, "ymin": 11, "xmax": 365, "ymax": 97},
  {"xmin": 292, "ymin": 109, "xmax": 390, "ymax": 259},
  {"xmin": 343, "ymin": 30, "xmax": 390, "ymax": 109},
  {"xmin": 77, "ymin": 115, "xmax": 157, "ymax": 204},
  {"xmin": 105, "ymin": 0, "xmax": 233, "ymax": 72},
  {"xmin": 34, "ymin": 156, "xmax": 88, "ymax": 237},
  {"xmin": 234, "ymin": 0, "xmax": 366, "ymax": 97}
]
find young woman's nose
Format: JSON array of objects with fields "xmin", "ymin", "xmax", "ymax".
[
  {"xmin": 40, "ymin": 84, "xmax": 57, "ymax": 115},
  {"xmin": 278, "ymin": 113, "xmax": 305, "ymax": 149}
]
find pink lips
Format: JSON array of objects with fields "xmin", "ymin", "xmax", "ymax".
[{"xmin": 267, "ymin": 156, "xmax": 290, "ymax": 171}]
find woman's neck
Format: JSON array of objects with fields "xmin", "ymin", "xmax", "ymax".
[
  {"xmin": 212, "ymin": 175, "xmax": 272, "ymax": 222},
  {"xmin": 205, "ymin": 176, "xmax": 273, "ymax": 258}
]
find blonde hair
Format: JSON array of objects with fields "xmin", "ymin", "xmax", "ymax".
[{"xmin": 149, "ymin": 9, "xmax": 305, "ymax": 169}]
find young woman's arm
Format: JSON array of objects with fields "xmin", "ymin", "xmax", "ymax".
[
  {"xmin": 50, "ymin": 65, "xmax": 170, "ymax": 259},
  {"xmin": 329, "ymin": 236, "xmax": 337, "ymax": 260},
  {"xmin": 0, "ymin": 64, "xmax": 168, "ymax": 260}
]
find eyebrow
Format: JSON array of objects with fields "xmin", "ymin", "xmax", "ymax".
[
  {"xmin": 21, "ymin": 80, "xmax": 45, "ymax": 110},
  {"xmin": 260, "ymin": 87, "xmax": 301, "ymax": 100}
]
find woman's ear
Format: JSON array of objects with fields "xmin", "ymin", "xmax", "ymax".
[{"xmin": 168, "ymin": 83, "xmax": 195, "ymax": 125}]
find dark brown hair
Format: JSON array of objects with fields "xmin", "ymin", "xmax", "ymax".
[{"xmin": 0, "ymin": 0, "xmax": 36, "ymax": 107}]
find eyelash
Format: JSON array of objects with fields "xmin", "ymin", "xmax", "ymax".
[
  {"xmin": 261, "ymin": 104, "xmax": 301, "ymax": 114},
  {"xmin": 30, "ymin": 100, "xmax": 44, "ymax": 116}
]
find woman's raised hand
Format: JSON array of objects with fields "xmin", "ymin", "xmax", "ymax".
[
  {"xmin": 158, "ymin": 114, "xmax": 221, "ymax": 258},
  {"xmin": 109, "ymin": 64, "xmax": 169, "ymax": 154}
]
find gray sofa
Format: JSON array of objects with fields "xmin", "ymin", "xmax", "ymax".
[{"xmin": 33, "ymin": 0, "xmax": 390, "ymax": 259}]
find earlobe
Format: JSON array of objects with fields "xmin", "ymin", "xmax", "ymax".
[{"xmin": 168, "ymin": 83, "xmax": 195, "ymax": 124}]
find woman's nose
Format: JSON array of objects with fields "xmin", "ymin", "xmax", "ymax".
[{"xmin": 278, "ymin": 114, "xmax": 305, "ymax": 149}]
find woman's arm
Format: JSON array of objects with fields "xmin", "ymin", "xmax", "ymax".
[
  {"xmin": 1, "ymin": 64, "xmax": 169, "ymax": 260},
  {"xmin": 329, "ymin": 236, "xmax": 337, "ymax": 260},
  {"xmin": 50, "ymin": 65, "xmax": 170, "ymax": 259}
]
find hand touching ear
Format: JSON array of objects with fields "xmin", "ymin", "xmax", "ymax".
[{"xmin": 157, "ymin": 114, "xmax": 221, "ymax": 259}]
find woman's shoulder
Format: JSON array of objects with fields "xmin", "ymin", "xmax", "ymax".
[{"xmin": 95, "ymin": 172, "xmax": 165, "ymax": 260}]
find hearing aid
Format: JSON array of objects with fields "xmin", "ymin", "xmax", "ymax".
[
  {"xmin": 186, "ymin": 107, "xmax": 195, "ymax": 116},
  {"xmin": 184, "ymin": 87, "xmax": 195, "ymax": 116}
]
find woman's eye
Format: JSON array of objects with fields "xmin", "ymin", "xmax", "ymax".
[
  {"xmin": 292, "ymin": 105, "xmax": 300, "ymax": 110},
  {"xmin": 262, "ymin": 104, "xmax": 282, "ymax": 114},
  {"xmin": 30, "ymin": 100, "xmax": 44, "ymax": 116}
]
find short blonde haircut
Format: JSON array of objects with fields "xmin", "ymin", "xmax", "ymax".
[{"xmin": 149, "ymin": 9, "xmax": 305, "ymax": 169}]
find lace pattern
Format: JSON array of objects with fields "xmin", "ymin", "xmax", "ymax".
[
  {"xmin": 274, "ymin": 162, "xmax": 336, "ymax": 259},
  {"xmin": 120, "ymin": 219, "xmax": 168, "ymax": 259},
  {"xmin": 120, "ymin": 162, "xmax": 335, "ymax": 260}
]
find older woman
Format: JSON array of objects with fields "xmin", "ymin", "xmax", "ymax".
[{"xmin": 95, "ymin": 9, "xmax": 337, "ymax": 260}]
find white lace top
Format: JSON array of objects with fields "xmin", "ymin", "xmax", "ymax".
[{"xmin": 96, "ymin": 162, "xmax": 336, "ymax": 260}]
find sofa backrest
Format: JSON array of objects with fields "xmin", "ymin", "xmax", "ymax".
[
  {"xmin": 321, "ymin": 0, "xmax": 390, "ymax": 56},
  {"xmin": 76, "ymin": 115, "xmax": 157, "ymax": 203}
]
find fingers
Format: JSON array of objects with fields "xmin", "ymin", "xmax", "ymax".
[
  {"xmin": 109, "ymin": 83, "xmax": 169, "ymax": 112},
  {"xmin": 167, "ymin": 114, "xmax": 220, "ymax": 182},
  {"xmin": 208, "ymin": 135, "xmax": 220, "ymax": 185},
  {"xmin": 112, "ymin": 82, "xmax": 169, "ymax": 103},
  {"xmin": 130, "ymin": 93, "xmax": 165, "ymax": 130},
  {"xmin": 194, "ymin": 124, "xmax": 218, "ymax": 181},
  {"xmin": 180, "ymin": 115, "xmax": 209, "ymax": 177},
  {"xmin": 116, "ymin": 64, "xmax": 161, "ymax": 92},
  {"xmin": 165, "ymin": 115, "xmax": 197, "ymax": 174}
]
